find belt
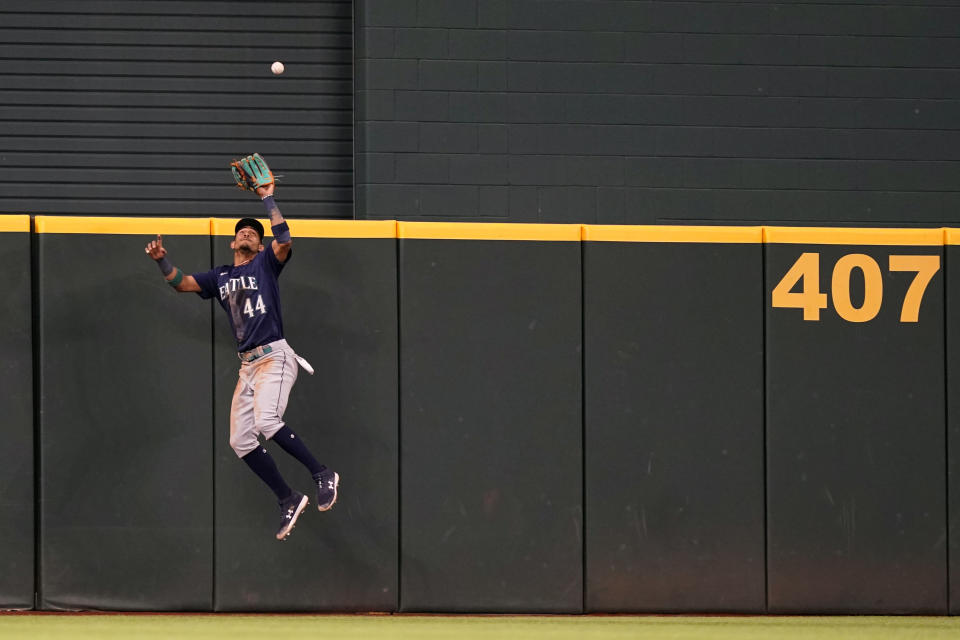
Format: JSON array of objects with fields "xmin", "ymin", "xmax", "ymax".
[{"xmin": 238, "ymin": 344, "xmax": 273, "ymax": 363}]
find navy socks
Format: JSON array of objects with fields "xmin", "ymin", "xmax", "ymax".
[
  {"xmin": 241, "ymin": 446, "xmax": 293, "ymax": 502},
  {"xmin": 271, "ymin": 426, "xmax": 324, "ymax": 476},
  {"xmin": 241, "ymin": 428, "xmax": 323, "ymax": 503}
]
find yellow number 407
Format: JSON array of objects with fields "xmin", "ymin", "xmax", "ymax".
[{"xmin": 771, "ymin": 252, "xmax": 940, "ymax": 323}]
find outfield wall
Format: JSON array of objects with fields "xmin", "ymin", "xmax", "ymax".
[
  {"xmin": 0, "ymin": 216, "xmax": 33, "ymax": 609},
  {"xmin": 0, "ymin": 215, "xmax": 955, "ymax": 614}
]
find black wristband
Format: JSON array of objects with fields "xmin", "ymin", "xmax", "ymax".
[
  {"xmin": 156, "ymin": 255, "xmax": 173, "ymax": 277},
  {"xmin": 272, "ymin": 221, "xmax": 291, "ymax": 244},
  {"xmin": 262, "ymin": 195, "xmax": 277, "ymax": 212}
]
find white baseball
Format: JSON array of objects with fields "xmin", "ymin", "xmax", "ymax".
[{"xmin": 271, "ymin": 61, "xmax": 285, "ymax": 75}]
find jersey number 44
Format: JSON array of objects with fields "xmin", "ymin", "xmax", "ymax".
[{"xmin": 244, "ymin": 295, "xmax": 267, "ymax": 318}]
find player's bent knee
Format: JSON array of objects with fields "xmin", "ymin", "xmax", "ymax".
[
  {"xmin": 230, "ymin": 433, "xmax": 259, "ymax": 458},
  {"xmin": 258, "ymin": 419, "xmax": 285, "ymax": 441}
]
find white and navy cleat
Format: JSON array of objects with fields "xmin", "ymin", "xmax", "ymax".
[
  {"xmin": 276, "ymin": 491, "xmax": 309, "ymax": 541},
  {"xmin": 314, "ymin": 468, "xmax": 340, "ymax": 512}
]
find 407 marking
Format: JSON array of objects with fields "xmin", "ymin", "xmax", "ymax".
[{"xmin": 771, "ymin": 253, "xmax": 940, "ymax": 323}]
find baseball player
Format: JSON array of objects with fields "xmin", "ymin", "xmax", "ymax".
[{"xmin": 144, "ymin": 153, "xmax": 339, "ymax": 541}]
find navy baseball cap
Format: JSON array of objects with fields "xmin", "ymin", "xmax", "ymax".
[{"xmin": 235, "ymin": 217, "xmax": 264, "ymax": 241}]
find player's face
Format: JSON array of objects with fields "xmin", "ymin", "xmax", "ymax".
[{"xmin": 232, "ymin": 227, "xmax": 262, "ymax": 252}]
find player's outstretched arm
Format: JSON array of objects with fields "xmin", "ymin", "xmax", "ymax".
[
  {"xmin": 256, "ymin": 181, "xmax": 292, "ymax": 263},
  {"xmin": 145, "ymin": 234, "xmax": 201, "ymax": 293},
  {"xmin": 232, "ymin": 152, "xmax": 291, "ymax": 263}
]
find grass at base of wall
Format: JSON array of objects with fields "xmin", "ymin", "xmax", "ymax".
[{"xmin": 1, "ymin": 614, "xmax": 958, "ymax": 639}]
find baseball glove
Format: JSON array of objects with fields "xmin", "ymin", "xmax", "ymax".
[{"xmin": 230, "ymin": 153, "xmax": 274, "ymax": 192}]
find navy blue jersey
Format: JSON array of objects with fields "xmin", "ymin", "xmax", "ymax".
[{"xmin": 192, "ymin": 243, "xmax": 290, "ymax": 352}]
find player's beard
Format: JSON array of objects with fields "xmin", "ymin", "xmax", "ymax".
[{"xmin": 236, "ymin": 239, "xmax": 258, "ymax": 256}]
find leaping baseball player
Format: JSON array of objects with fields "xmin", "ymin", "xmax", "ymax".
[{"xmin": 144, "ymin": 153, "xmax": 339, "ymax": 541}]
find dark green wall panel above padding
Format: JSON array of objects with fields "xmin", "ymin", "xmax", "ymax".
[
  {"xmin": 0, "ymin": 217, "xmax": 34, "ymax": 609},
  {"xmin": 355, "ymin": 0, "xmax": 960, "ymax": 225},
  {"xmin": 36, "ymin": 217, "xmax": 213, "ymax": 611},
  {"xmin": 765, "ymin": 228, "xmax": 946, "ymax": 614},
  {"xmin": 0, "ymin": 2, "xmax": 353, "ymax": 218},
  {"xmin": 398, "ymin": 223, "xmax": 583, "ymax": 613},
  {"xmin": 211, "ymin": 220, "xmax": 399, "ymax": 611},
  {"xmin": 583, "ymin": 226, "xmax": 765, "ymax": 613}
]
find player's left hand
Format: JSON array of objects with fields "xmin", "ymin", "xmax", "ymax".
[
  {"xmin": 256, "ymin": 182, "xmax": 275, "ymax": 198},
  {"xmin": 231, "ymin": 153, "xmax": 275, "ymax": 195},
  {"xmin": 145, "ymin": 234, "xmax": 166, "ymax": 260}
]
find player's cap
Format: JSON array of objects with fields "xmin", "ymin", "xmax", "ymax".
[{"xmin": 235, "ymin": 217, "xmax": 264, "ymax": 241}]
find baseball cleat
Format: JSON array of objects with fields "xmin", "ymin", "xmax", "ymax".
[
  {"xmin": 276, "ymin": 491, "xmax": 309, "ymax": 541},
  {"xmin": 314, "ymin": 468, "xmax": 340, "ymax": 511}
]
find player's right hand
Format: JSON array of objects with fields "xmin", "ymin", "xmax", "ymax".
[{"xmin": 145, "ymin": 234, "xmax": 167, "ymax": 260}]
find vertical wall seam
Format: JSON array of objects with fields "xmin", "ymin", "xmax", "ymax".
[
  {"xmin": 396, "ymin": 235, "xmax": 403, "ymax": 613},
  {"xmin": 943, "ymin": 228, "xmax": 949, "ymax": 614},
  {"xmin": 762, "ymin": 240, "xmax": 769, "ymax": 614},
  {"xmin": 31, "ymin": 216, "xmax": 41, "ymax": 610},
  {"xmin": 209, "ymin": 232, "xmax": 217, "ymax": 612},
  {"xmin": 580, "ymin": 238, "xmax": 587, "ymax": 613}
]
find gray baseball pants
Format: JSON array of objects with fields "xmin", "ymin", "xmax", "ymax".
[{"xmin": 229, "ymin": 339, "xmax": 308, "ymax": 457}]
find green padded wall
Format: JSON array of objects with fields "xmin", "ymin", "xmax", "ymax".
[
  {"xmin": 0, "ymin": 216, "xmax": 34, "ymax": 609},
  {"xmin": 399, "ymin": 223, "xmax": 583, "ymax": 613},
  {"xmin": 766, "ymin": 229, "xmax": 946, "ymax": 614},
  {"xmin": 37, "ymin": 217, "xmax": 213, "ymax": 610},
  {"xmin": 211, "ymin": 220, "xmax": 399, "ymax": 611},
  {"xmin": 584, "ymin": 227, "xmax": 765, "ymax": 612}
]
